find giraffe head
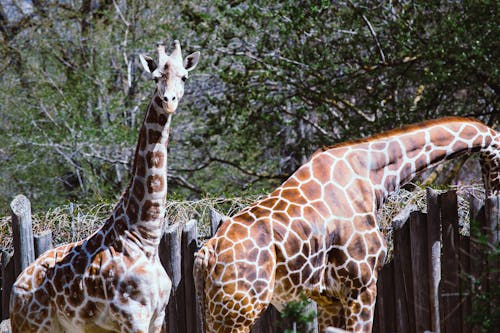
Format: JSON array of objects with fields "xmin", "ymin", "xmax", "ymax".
[{"xmin": 140, "ymin": 40, "xmax": 200, "ymax": 113}]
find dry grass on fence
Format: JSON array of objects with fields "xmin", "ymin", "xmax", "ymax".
[
  {"xmin": 0, "ymin": 185, "xmax": 485, "ymax": 253},
  {"xmin": 0, "ymin": 196, "xmax": 259, "ymax": 251}
]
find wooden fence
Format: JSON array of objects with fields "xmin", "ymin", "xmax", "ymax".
[{"xmin": 1, "ymin": 189, "xmax": 499, "ymax": 332}]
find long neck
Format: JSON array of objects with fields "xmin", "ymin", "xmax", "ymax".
[
  {"xmin": 111, "ymin": 90, "xmax": 171, "ymax": 256},
  {"xmin": 361, "ymin": 118, "xmax": 496, "ymax": 207}
]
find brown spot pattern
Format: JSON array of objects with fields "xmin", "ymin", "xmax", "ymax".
[
  {"xmin": 147, "ymin": 174, "xmax": 165, "ymax": 193},
  {"xmin": 141, "ymin": 200, "xmax": 161, "ymax": 221},
  {"xmin": 148, "ymin": 130, "xmax": 162, "ymax": 144}
]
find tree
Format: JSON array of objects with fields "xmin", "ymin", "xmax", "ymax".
[{"xmin": 0, "ymin": 0, "xmax": 497, "ymax": 213}]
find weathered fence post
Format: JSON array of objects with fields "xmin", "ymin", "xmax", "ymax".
[
  {"xmin": 426, "ymin": 188, "xmax": 441, "ymax": 333},
  {"xmin": 209, "ymin": 208, "xmax": 225, "ymax": 235},
  {"xmin": 439, "ymin": 190, "xmax": 462, "ymax": 333},
  {"xmin": 374, "ymin": 261, "xmax": 395, "ymax": 333},
  {"xmin": 160, "ymin": 223, "xmax": 183, "ymax": 333},
  {"xmin": 182, "ymin": 220, "xmax": 201, "ymax": 333},
  {"xmin": 10, "ymin": 195, "xmax": 34, "ymax": 278},
  {"xmin": 409, "ymin": 211, "xmax": 431, "ymax": 331},
  {"xmin": 1, "ymin": 250, "xmax": 15, "ymax": 321},
  {"xmin": 484, "ymin": 196, "xmax": 500, "ymax": 245},
  {"xmin": 34, "ymin": 231, "xmax": 53, "ymax": 258},
  {"xmin": 252, "ymin": 306, "xmax": 279, "ymax": 333},
  {"xmin": 484, "ymin": 196, "xmax": 500, "ymax": 287},
  {"xmin": 393, "ymin": 214, "xmax": 414, "ymax": 333},
  {"xmin": 304, "ymin": 302, "xmax": 318, "ymax": 333},
  {"xmin": 484, "ymin": 195, "xmax": 500, "ymax": 328}
]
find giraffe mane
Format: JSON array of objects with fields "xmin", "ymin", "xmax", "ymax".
[{"xmin": 315, "ymin": 116, "xmax": 484, "ymax": 155}]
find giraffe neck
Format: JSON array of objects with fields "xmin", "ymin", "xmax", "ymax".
[
  {"xmin": 358, "ymin": 117, "xmax": 498, "ymax": 207},
  {"xmin": 108, "ymin": 90, "xmax": 171, "ymax": 256}
]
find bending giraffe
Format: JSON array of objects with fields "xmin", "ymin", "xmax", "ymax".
[
  {"xmin": 194, "ymin": 117, "xmax": 499, "ymax": 333},
  {"xmin": 10, "ymin": 41, "xmax": 200, "ymax": 332}
]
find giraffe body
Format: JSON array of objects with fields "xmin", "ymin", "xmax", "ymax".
[
  {"xmin": 10, "ymin": 41, "xmax": 200, "ymax": 333},
  {"xmin": 195, "ymin": 117, "xmax": 500, "ymax": 333}
]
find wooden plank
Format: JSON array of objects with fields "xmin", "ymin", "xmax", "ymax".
[
  {"xmin": 409, "ymin": 211, "xmax": 431, "ymax": 332},
  {"xmin": 484, "ymin": 196, "xmax": 500, "ymax": 246},
  {"xmin": 10, "ymin": 195, "xmax": 35, "ymax": 277},
  {"xmin": 34, "ymin": 231, "xmax": 53, "ymax": 258},
  {"xmin": 1, "ymin": 251, "xmax": 14, "ymax": 320},
  {"xmin": 252, "ymin": 305, "xmax": 278, "ymax": 333},
  {"xmin": 426, "ymin": 188, "xmax": 441, "ymax": 333},
  {"xmin": 304, "ymin": 301, "xmax": 318, "ymax": 333},
  {"xmin": 439, "ymin": 190, "xmax": 462, "ymax": 333},
  {"xmin": 484, "ymin": 196, "xmax": 499, "ymax": 274},
  {"xmin": 372, "ymin": 296, "xmax": 380, "ymax": 333},
  {"xmin": 481, "ymin": 196, "xmax": 500, "ymax": 331},
  {"xmin": 182, "ymin": 220, "xmax": 200, "ymax": 333},
  {"xmin": 159, "ymin": 223, "xmax": 183, "ymax": 333},
  {"xmin": 393, "ymin": 217, "xmax": 414, "ymax": 333},
  {"xmin": 209, "ymin": 208, "xmax": 225, "ymax": 236},
  {"xmin": 375, "ymin": 261, "xmax": 395, "ymax": 333},
  {"xmin": 458, "ymin": 230, "xmax": 471, "ymax": 333},
  {"xmin": 468, "ymin": 197, "xmax": 486, "ymax": 333}
]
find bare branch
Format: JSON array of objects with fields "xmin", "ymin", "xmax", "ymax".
[
  {"xmin": 173, "ymin": 156, "xmax": 288, "ymax": 180},
  {"xmin": 361, "ymin": 14, "xmax": 386, "ymax": 64},
  {"xmin": 168, "ymin": 173, "xmax": 203, "ymax": 194}
]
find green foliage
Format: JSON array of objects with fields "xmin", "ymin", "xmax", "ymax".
[
  {"xmin": 0, "ymin": 1, "xmax": 498, "ymax": 214},
  {"xmin": 280, "ymin": 294, "xmax": 316, "ymax": 333},
  {"xmin": 463, "ymin": 218, "xmax": 500, "ymax": 332}
]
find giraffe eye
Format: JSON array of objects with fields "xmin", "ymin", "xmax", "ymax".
[{"xmin": 181, "ymin": 76, "xmax": 187, "ymax": 82}]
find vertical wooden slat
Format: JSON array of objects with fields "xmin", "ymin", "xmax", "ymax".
[
  {"xmin": 160, "ymin": 223, "xmax": 183, "ymax": 333},
  {"xmin": 372, "ymin": 296, "xmax": 380, "ymax": 333},
  {"xmin": 375, "ymin": 260, "xmax": 395, "ymax": 333},
  {"xmin": 484, "ymin": 196, "xmax": 499, "ymax": 274},
  {"xmin": 182, "ymin": 220, "xmax": 200, "ymax": 333},
  {"xmin": 439, "ymin": 190, "xmax": 462, "ymax": 333},
  {"xmin": 426, "ymin": 188, "xmax": 441, "ymax": 333},
  {"xmin": 393, "ymin": 217, "xmax": 414, "ymax": 333},
  {"xmin": 209, "ymin": 208, "xmax": 225, "ymax": 236},
  {"xmin": 458, "ymin": 230, "xmax": 471, "ymax": 333},
  {"xmin": 484, "ymin": 196, "xmax": 500, "ymax": 329},
  {"xmin": 10, "ymin": 195, "xmax": 34, "ymax": 278},
  {"xmin": 34, "ymin": 231, "xmax": 53, "ymax": 258},
  {"xmin": 1, "ymin": 251, "xmax": 14, "ymax": 320},
  {"xmin": 468, "ymin": 197, "xmax": 485, "ymax": 333},
  {"xmin": 304, "ymin": 301, "xmax": 318, "ymax": 333},
  {"xmin": 484, "ymin": 196, "xmax": 500, "ymax": 246},
  {"xmin": 252, "ymin": 305, "xmax": 278, "ymax": 333},
  {"xmin": 409, "ymin": 211, "xmax": 431, "ymax": 332}
]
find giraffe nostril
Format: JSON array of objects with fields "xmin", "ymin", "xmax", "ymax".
[{"xmin": 172, "ymin": 96, "xmax": 176, "ymax": 101}]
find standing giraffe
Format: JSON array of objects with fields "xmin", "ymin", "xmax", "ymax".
[
  {"xmin": 194, "ymin": 117, "xmax": 499, "ymax": 333},
  {"xmin": 10, "ymin": 41, "xmax": 200, "ymax": 332}
]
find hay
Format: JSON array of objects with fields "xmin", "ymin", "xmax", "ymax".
[
  {"xmin": 0, "ymin": 196, "xmax": 259, "ymax": 251},
  {"xmin": 0, "ymin": 185, "xmax": 485, "ymax": 253}
]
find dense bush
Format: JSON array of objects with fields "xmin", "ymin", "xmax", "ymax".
[{"xmin": 0, "ymin": 1, "xmax": 497, "ymax": 213}]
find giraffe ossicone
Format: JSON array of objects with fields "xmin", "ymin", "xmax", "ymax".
[
  {"xmin": 10, "ymin": 41, "xmax": 199, "ymax": 332},
  {"xmin": 194, "ymin": 117, "xmax": 499, "ymax": 333}
]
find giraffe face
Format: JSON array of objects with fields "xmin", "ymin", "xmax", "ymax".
[{"xmin": 140, "ymin": 40, "xmax": 200, "ymax": 113}]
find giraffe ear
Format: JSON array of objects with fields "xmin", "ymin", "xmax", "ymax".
[
  {"xmin": 139, "ymin": 54, "xmax": 157, "ymax": 73},
  {"xmin": 184, "ymin": 51, "xmax": 200, "ymax": 72}
]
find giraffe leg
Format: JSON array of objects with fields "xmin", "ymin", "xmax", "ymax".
[
  {"xmin": 344, "ymin": 283, "xmax": 377, "ymax": 333},
  {"xmin": 313, "ymin": 295, "xmax": 346, "ymax": 331}
]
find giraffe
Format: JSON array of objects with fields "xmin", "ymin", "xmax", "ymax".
[
  {"xmin": 9, "ymin": 40, "xmax": 200, "ymax": 333},
  {"xmin": 194, "ymin": 117, "xmax": 500, "ymax": 333}
]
